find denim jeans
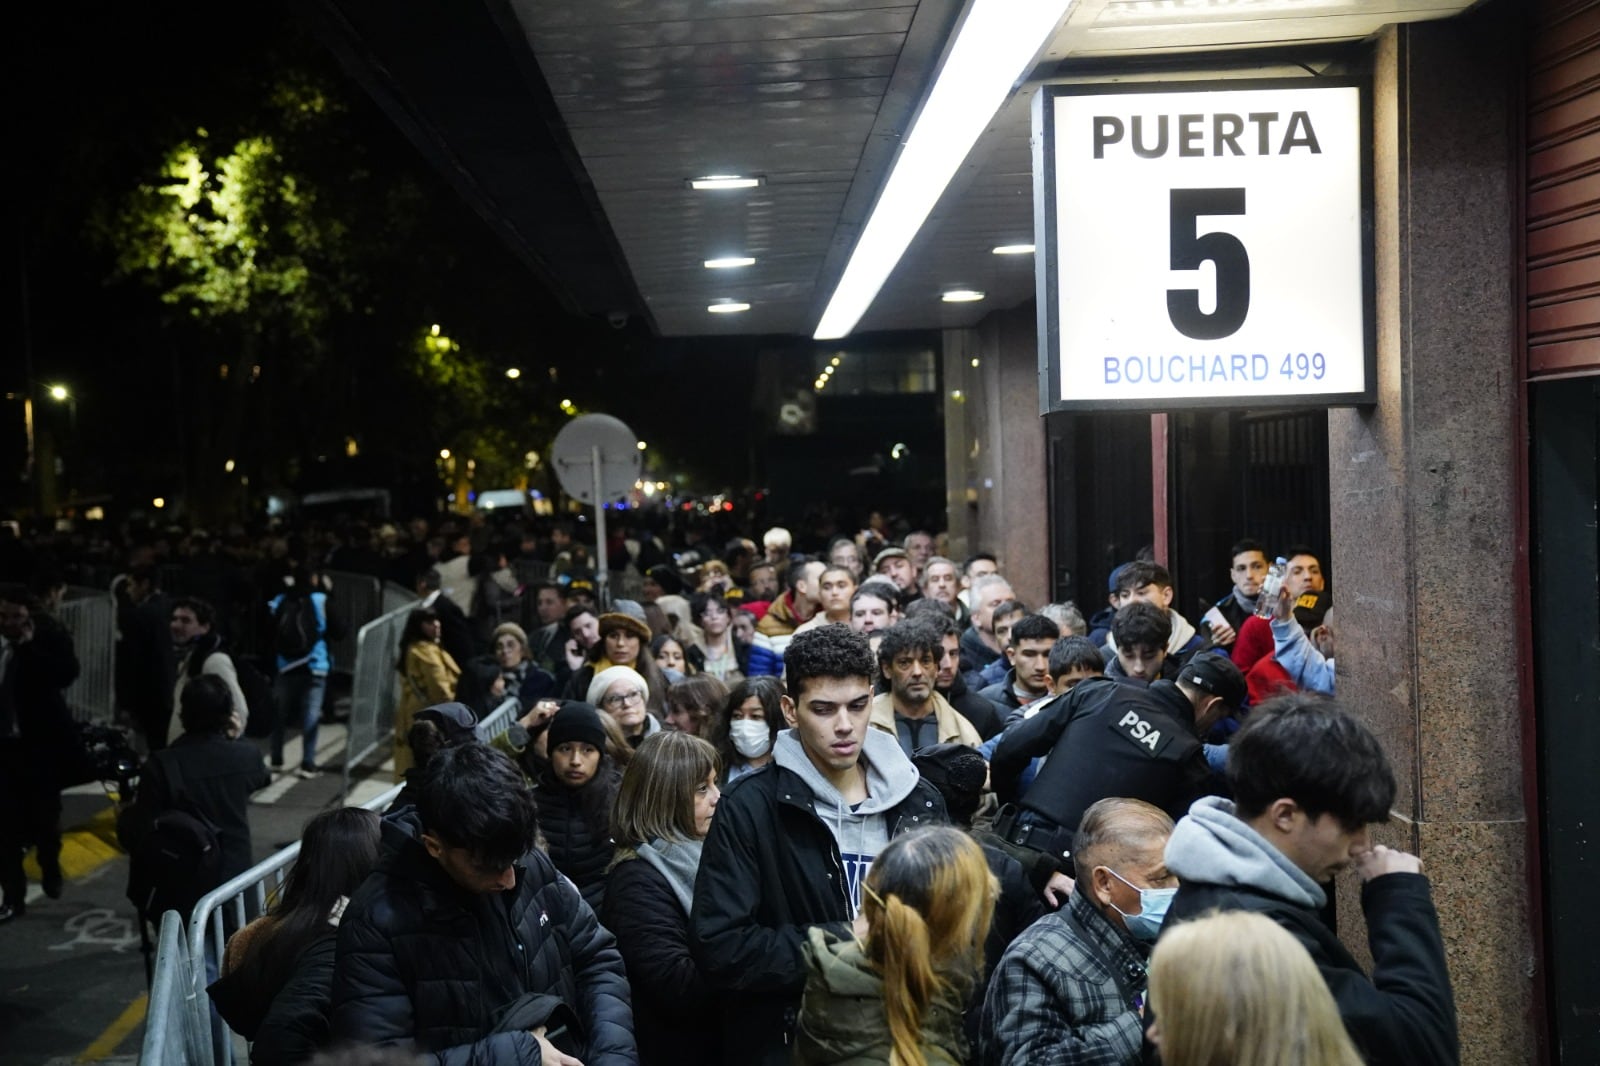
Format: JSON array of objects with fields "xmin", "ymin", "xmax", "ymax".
[{"xmin": 270, "ymin": 670, "xmax": 327, "ymax": 769}]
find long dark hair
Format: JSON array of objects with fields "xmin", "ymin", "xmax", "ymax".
[
  {"xmin": 395, "ymin": 607, "xmax": 439, "ymax": 673},
  {"xmin": 713, "ymin": 676, "xmax": 785, "ymax": 771},
  {"xmin": 250, "ymin": 808, "xmax": 382, "ymax": 1001}
]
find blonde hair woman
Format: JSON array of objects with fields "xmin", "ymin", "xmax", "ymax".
[
  {"xmin": 795, "ymin": 826, "xmax": 997, "ymax": 1066},
  {"xmin": 1148, "ymin": 910, "xmax": 1364, "ymax": 1066},
  {"xmin": 602, "ymin": 732, "xmax": 722, "ymax": 1066}
]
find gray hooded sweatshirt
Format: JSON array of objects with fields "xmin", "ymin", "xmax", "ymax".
[
  {"xmin": 773, "ymin": 727, "xmax": 921, "ymax": 919},
  {"xmin": 1164, "ymin": 795, "xmax": 1326, "ymax": 909}
]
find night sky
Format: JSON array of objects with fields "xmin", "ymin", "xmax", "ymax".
[{"xmin": 11, "ymin": 4, "xmax": 774, "ymax": 522}]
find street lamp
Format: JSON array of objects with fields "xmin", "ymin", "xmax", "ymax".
[{"xmin": 48, "ymin": 384, "xmax": 69, "ymax": 402}]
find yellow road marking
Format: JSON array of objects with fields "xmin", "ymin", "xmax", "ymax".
[
  {"xmin": 24, "ymin": 805, "xmax": 122, "ymax": 881},
  {"xmin": 77, "ymin": 991, "xmax": 147, "ymax": 1061}
]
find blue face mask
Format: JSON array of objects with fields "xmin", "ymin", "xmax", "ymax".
[{"xmin": 1106, "ymin": 868, "xmax": 1177, "ymax": 942}]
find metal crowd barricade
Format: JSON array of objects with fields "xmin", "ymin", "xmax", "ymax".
[
  {"xmin": 58, "ymin": 586, "xmax": 116, "ymax": 723},
  {"xmin": 512, "ymin": 559, "xmax": 554, "ymax": 587},
  {"xmin": 381, "ymin": 580, "xmax": 417, "ymax": 616},
  {"xmin": 340, "ymin": 603, "xmax": 416, "ymax": 800},
  {"xmin": 141, "ymin": 910, "xmax": 204, "ymax": 1066},
  {"xmin": 146, "ymin": 689, "xmax": 522, "ymax": 1066},
  {"xmin": 324, "ymin": 570, "xmax": 382, "ymax": 679},
  {"xmin": 175, "ymin": 782, "xmax": 407, "ymax": 1066},
  {"xmin": 476, "ymin": 696, "xmax": 521, "ymax": 748}
]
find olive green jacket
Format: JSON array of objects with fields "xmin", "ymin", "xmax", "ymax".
[{"xmin": 793, "ymin": 927, "xmax": 968, "ymax": 1066}]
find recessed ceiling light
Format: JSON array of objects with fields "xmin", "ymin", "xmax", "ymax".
[
  {"xmin": 707, "ymin": 301, "xmax": 751, "ymax": 314},
  {"xmin": 813, "ymin": 0, "xmax": 1073, "ymax": 339},
  {"xmin": 942, "ymin": 289, "xmax": 986, "ymax": 303},
  {"xmin": 704, "ymin": 256, "xmax": 757, "ymax": 269},
  {"xmin": 688, "ymin": 175, "xmax": 764, "ymax": 191},
  {"xmin": 992, "ymin": 244, "xmax": 1035, "ymax": 255}
]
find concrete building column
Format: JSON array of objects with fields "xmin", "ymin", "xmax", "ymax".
[
  {"xmin": 1329, "ymin": 12, "xmax": 1535, "ymax": 1062},
  {"xmin": 943, "ymin": 304, "xmax": 1050, "ymax": 608}
]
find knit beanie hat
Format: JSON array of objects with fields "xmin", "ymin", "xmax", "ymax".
[
  {"xmin": 492, "ymin": 622, "xmax": 530, "ymax": 652},
  {"xmin": 588, "ymin": 665, "xmax": 649, "ymax": 709},
  {"xmin": 546, "ymin": 701, "xmax": 608, "ymax": 752}
]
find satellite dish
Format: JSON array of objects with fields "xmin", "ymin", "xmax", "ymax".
[{"xmin": 551, "ymin": 414, "xmax": 641, "ymax": 504}]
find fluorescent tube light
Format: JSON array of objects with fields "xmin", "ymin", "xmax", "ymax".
[
  {"xmin": 942, "ymin": 289, "xmax": 986, "ymax": 303},
  {"xmin": 688, "ymin": 175, "xmax": 763, "ymax": 190},
  {"xmin": 813, "ymin": 0, "xmax": 1074, "ymax": 339},
  {"xmin": 707, "ymin": 301, "xmax": 751, "ymax": 314},
  {"xmin": 992, "ymin": 244, "xmax": 1036, "ymax": 255},
  {"xmin": 704, "ymin": 256, "xmax": 757, "ymax": 268}
]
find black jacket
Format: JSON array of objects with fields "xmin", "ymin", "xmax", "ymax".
[
  {"xmin": 942, "ymin": 673, "xmax": 1004, "ymax": 741},
  {"xmin": 252, "ymin": 932, "xmax": 337, "ymax": 1066},
  {"xmin": 968, "ymin": 841, "xmax": 1048, "ymax": 1051},
  {"xmin": 958, "ymin": 625, "xmax": 1002, "ymax": 682},
  {"xmin": 132, "ymin": 732, "xmax": 271, "ymax": 881},
  {"xmin": 329, "ymin": 811, "xmax": 636, "ymax": 1066},
  {"xmin": 458, "ymin": 657, "xmax": 557, "ymax": 717},
  {"xmin": 1163, "ymin": 875, "xmax": 1458, "ymax": 1066},
  {"xmin": 979, "ymin": 670, "xmax": 1031, "ymax": 714},
  {"xmin": 689, "ymin": 762, "xmax": 947, "ymax": 1065},
  {"xmin": 603, "ymin": 856, "xmax": 721, "ymax": 1066},
  {"xmin": 534, "ymin": 767, "xmax": 620, "ymax": 911},
  {"xmin": 3, "ymin": 612, "xmax": 80, "ymax": 765},
  {"xmin": 990, "ymin": 678, "xmax": 1214, "ymax": 837}
]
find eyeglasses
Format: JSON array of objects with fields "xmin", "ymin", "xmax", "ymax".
[{"xmin": 603, "ymin": 690, "xmax": 645, "ymax": 709}]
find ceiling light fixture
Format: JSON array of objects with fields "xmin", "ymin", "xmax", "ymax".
[
  {"xmin": 688, "ymin": 174, "xmax": 764, "ymax": 191},
  {"xmin": 813, "ymin": 0, "xmax": 1073, "ymax": 339},
  {"xmin": 707, "ymin": 301, "xmax": 751, "ymax": 314},
  {"xmin": 992, "ymin": 243, "xmax": 1036, "ymax": 255},
  {"xmin": 704, "ymin": 256, "xmax": 757, "ymax": 269},
  {"xmin": 942, "ymin": 289, "xmax": 986, "ymax": 303}
]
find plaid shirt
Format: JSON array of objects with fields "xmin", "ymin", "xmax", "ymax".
[{"xmin": 980, "ymin": 887, "xmax": 1150, "ymax": 1066}]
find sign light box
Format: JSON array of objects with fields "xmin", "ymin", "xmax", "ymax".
[{"xmin": 1034, "ymin": 80, "xmax": 1374, "ymax": 413}]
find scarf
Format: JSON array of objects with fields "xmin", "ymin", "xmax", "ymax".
[{"xmin": 636, "ymin": 838, "xmax": 705, "ymax": 914}]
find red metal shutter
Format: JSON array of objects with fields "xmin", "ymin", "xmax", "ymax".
[{"xmin": 1529, "ymin": 0, "xmax": 1600, "ymax": 375}]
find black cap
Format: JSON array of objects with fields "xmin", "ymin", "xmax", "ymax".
[
  {"xmin": 646, "ymin": 564, "xmax": 684, "ymax": 595},
  {"xmin": 1293, "ymin": 590, "xmax": 1330, "ymax": 631},
  {"xmin": 547, "ymin": 701, "xmax": 608, "ymax": 753},
  {"xmin": 1179, "ymin": 652, "xmax": 1248, "ymax": 712},
  {"xmin": 415, "ymin": 701, "xmax": 478, "ymax": 741}
]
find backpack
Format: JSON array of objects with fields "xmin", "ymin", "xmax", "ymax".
[
  {"xmin": 120, "ymin": 753, "xmax": 224, "ymax": 920},
  {"xmin": 274, "ymin": 594, "xmax": 321, "ymax": 663}
]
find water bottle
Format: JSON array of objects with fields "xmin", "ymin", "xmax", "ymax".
[{"xmin": 1254, "ymin": 557, "xmax": 1288, "ymax": 619}]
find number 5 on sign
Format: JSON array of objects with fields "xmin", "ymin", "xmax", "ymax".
[{"xmin": 1168, "ymin": 188, "xmax": 1249, "ymax": 340}]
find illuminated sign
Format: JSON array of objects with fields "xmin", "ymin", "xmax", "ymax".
[{"xmin": 1034, "ymin": 80, "xmax": 1373, "ymax": 412}]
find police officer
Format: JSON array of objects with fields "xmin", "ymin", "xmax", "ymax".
[{"xmin": 988, "ymin": 652, "xmax": 1246, "ymax": 872}]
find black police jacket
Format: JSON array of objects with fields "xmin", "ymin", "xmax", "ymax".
[
  {"xmin": 990, "ymin": 677, "xmax": 1215, "ymax": 838},
  {"xmin": 689, "ymin": 762, "xmax": 946, "ymax": 1066},
  {"xmin": 328, "ymin": 811, "xmax": 636, "ymax": 1066}
]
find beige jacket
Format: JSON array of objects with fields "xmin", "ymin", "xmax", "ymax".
[{"xmin": 868, "ymin": 691, "xmax": 983, "ymax": 749}]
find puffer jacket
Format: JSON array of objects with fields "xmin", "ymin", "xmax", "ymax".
[
  {"xmin": 534, "ymin": 766, "xmax": 621, "ymax": 911},
  {"xmin": 328, "ymin": 810, "xmax": 636, "ymax": 1066},
  {"xmin": 794, "ymin": 928, "xmax": 967, "ymax": 1066}
]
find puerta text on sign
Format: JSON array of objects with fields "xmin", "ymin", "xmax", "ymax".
[{"xmin": 1034, "ymin": 81, "xmax": 1372, "ymax": 411}]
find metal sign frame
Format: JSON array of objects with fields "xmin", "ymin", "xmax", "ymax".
[{"xmin": 1034, "ymin": 77, "xmax": 1376, "ymax": 414}]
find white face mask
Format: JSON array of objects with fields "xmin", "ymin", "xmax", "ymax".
[{"xmin": 728, "ymin": 719, "xmax": 771, "ymax": 759}]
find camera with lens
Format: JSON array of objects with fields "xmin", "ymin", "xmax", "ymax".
[{"xmin": 72, "ymin": 722, "xmax": 142, "ymax": 800}]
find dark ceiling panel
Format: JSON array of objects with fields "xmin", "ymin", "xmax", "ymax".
[
  {"xmin": 525, "ymin": 8, "xmax": 916, "ymax": 53},
  {"xmin": 292, "ymin": 0, "xmax": 648, "ymax": 324},
  {"xmin": 548, "ymin": 55, "xmax": 899, "ymax": 93}
]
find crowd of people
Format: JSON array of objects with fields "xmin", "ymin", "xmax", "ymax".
[{"xmin": 0, "ymin": 514, "xmax": 1457, "ymax": 1065}]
